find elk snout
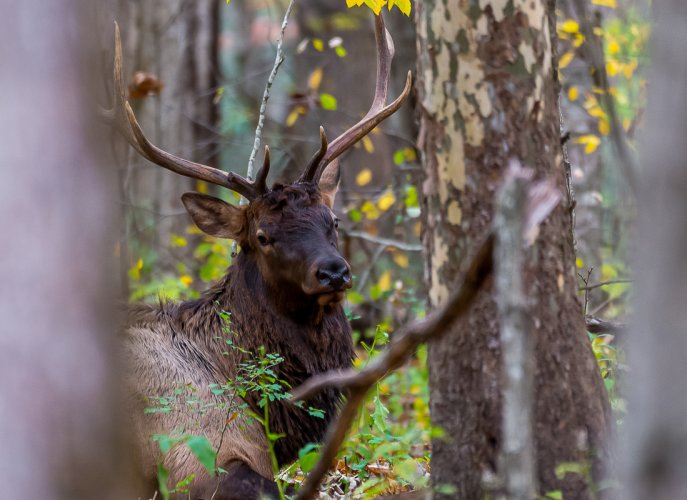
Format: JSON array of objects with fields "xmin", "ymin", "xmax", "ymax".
[{"xmin": 316, "ymin": 258, "xmax": 351, "ymax": 291}]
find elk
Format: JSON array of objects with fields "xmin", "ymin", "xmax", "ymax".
[{"xmin": 103, "ymin": 13, "xmax": 411, "ymax": 500}]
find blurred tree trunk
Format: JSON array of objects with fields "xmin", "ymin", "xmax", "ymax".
[
  {"xmin": 416, "ymin": 0, "xmax": 612, "ymax": 497},
  {"xmin": 115, "ymin": 0, "xmax": 220, "ymax": 290},
  {"xmin": 624, "ymin": 2, "xmax": 687, "ymax": 498},
  {"xmin": 0, "ymin": 3, "xmax": 135, "ymax": 498}
]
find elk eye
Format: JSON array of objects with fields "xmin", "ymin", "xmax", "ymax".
[{"xmin": 256, "ymin": 230, "xmax": 269, "ymax": 246}]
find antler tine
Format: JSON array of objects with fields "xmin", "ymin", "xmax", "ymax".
[
  {"xmin": 102, "ymin": 22, "xmax": 269, "ymax": 201},
  {"xmin": 300, "ymin": 127, "xmax": 328, "ymax": 183},
  {"xmin": 255, "ymin": 145, "xmax": 271, "ymax": 194},
  {"xmin": 98, "ymin": 22, "xmax": 146, "ymax": 157},
  {"xmin": 310, "ymin": 14, "xmax": 412, "ymax": 184}
]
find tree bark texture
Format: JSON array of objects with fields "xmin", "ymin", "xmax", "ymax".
[
  {"xmin": 623, "ymin": 2, "xmax": 687, "ymax": 498},
  {"xmin": 415, "ymin": 0, "xmax": 612, "ymax": 497},
  {"xmin": 0, "ymin": 3, "xmax": 135, "ymax": 498}
]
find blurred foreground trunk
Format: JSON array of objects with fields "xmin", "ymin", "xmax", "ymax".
[
  {"xmin": 624, "ymin": 2, "xmax": 687, "ymax": 498},
  {"xmin": 0, "ymin": 3, "xmax": 134, "ymax": 498}
]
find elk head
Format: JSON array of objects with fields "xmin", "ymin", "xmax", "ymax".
[{"xmin": 101, "ymin": 15, "xmax": 411, "ymax": 307}]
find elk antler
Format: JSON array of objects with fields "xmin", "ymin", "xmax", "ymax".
[
  {"xmin": 100, "ymin": 22, "xmax": 271, "ymax": 201},
  {"xmin": 300, "ymin": 14, "xmax": 413, "ymax": 184}
]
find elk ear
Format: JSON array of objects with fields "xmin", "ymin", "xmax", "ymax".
[
  {"xmin": 318, "ymin": 159, "xmax": 340, "ymax": 208},
  {"xmin": 181, "ymin": 193, "xmax": 245, "ymax": 239}
]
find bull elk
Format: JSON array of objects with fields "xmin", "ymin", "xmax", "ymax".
[{"xmin": 103, "ymin": 14, "xmax": 411, "ymax": 500}]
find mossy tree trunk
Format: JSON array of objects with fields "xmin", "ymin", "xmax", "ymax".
[{"xmin": 415, "ymin": 0, "xmax": 612, "ymax": 497}]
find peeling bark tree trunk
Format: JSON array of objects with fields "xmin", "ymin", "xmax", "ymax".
[
  {"xmin": 415, "ymin": 0, "xmax": 612, "ymax": 497},
  {"xmin": 623, "ymin": 2, "xmax": 687, "ymax": 498}
]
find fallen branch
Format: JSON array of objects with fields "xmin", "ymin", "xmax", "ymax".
[{"xmin": 290, "ymin": 174, "xmax": 560, "ymax": 500}]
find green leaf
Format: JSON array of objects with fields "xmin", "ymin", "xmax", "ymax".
[
  {"xmin": 157, "ymin": 463, "xmax": 170, "ymax": 500},
  {"xmin": 298, "ymin": 450, "xmax": 321, "ymax": 473},
  {"xmin": 320, "ymin": 93, "xmax": 338, "ymax": 110},
  {"xmin": 347, "ymin": 291, "xmax": 365, "ymax": 304},
  {"xmin": 394, "ymin": 458, "xmax": 419, "ymax": 482},
  {"xmin": 186, "ymin": 436, "xmax": 217, "ymax": 475}
]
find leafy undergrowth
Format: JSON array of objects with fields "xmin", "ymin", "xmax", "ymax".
[{"xmin": 282, "ymin": 330, "xmax": 434, "ymax": 498}]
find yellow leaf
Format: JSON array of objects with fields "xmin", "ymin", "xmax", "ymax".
[
  {"xmin": 180, "ymin": 275, "xmax": 193, "ymax": 287},
  {"xmin": 387, "ymin": 0, "xmax": 411, "ymax": 16},
  {"xmin": 356, "ymin": 168, "xmax": 372, "ymax": 186},
  {"xmin": 623, "ymin": 60, "xmax": 638, "ymax": 79},
  {"xmin": 308, "ymin": 67, "xmax": 323, "ymax": 91},
  {"xmin": 312, "ymin": 38, "xmax": 324, "ymax": 52},
  {"xmin": 392, "ymin": 252, "xmax": 409, "ymax": 268},
  {"xmin": 606, "ymin": 59, "xmax": 620, "ymax": 76},
  {"xmin": 623, "ymin": 118, "xmax": 631, "ymax": 131},
  {"xmin": 362, "ymin": 135, "xmax": 374, "ymax": 153},
  {"xmin": 377, "ymin": 190, "xmax": 396, "ymax": 211},
  {"xmin": 598, "ymin": 117, "xmax": 610, "ymax": 136},
  {"xmin": 568, "ymin": 86, "xmax": 579, "ymax": 101},
  {"xmin": 573, "ymin": 33, "xmax": 585, "ymax": 48},
  {"xmin": 559, "ymin": 20, "xmax": 579, "ymax": 34},
  {"xmin": 361, "ymin": 200, "xmax": 380, "ymax": 220},
  {"xmin": 170, "ymin": 234, "xmax": 188, "ymax": 247},
  {"xmin": 378, "ymin": 270, "xmax": 392, "ymax": 293},
  {"xmin": 574, "ymin": 134, "xmax": 601, "ymax": 154},
  {"xmin": 559, "ymin": 51, "xmax": 575, "ymax": 69},
  {"xmin": 576, "ymin": 257, "xmax": 584, "ymax": 269},
  {"xmin": 345, "ymin": 0, "xmax": 387, "ymax": 15},
  {"xmin": 592, "ymin": 0, "xmax": 616, "ymax": 7},
  {"xmin": 608, "ymin": 39, "xmax": 620, "ymax": 55},
  {"xmin": 286, "ymin": 105, "xmax": 306, "ymax": 127}
]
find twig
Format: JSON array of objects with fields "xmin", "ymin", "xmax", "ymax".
[
  {"xmin": 290, "ymin": 176, "xmax": 560, "ymax": 500},
  {"xmin": 245, "ymin": 0, "xmax": 296, "ymax": 183},
  {"xmin": 579, "ymin": 278, "xmax": 632, "ymax": 292},
  {"xmin": 577, "ymin": 267, "xmax": 594, "ymax": 316},
  {"xmin": 356, "ymin": 244, "xmax": 385, "ymax": 292},
  {"xmin": 343, "ymin": 229, "xmax": 423, "ymax": 252},
  {"xmin": 232, "ymin": 0, "xmax": 296, "ymax": 256}
]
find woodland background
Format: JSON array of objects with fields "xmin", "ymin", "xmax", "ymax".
[{"xmin": 1, "ymin": 0, "xmax": 686, "ymax": 499}]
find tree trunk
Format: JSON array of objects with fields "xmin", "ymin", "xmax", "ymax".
[
  {"xmin": 415, "ymin": 0, "xmax": 612, "ymax": 497},
  {"xmin": 623, "ymin": 2, "xmax": 687, "ymax": 498},
  {"xmin": 0, "ymin": 3, "xmax": 135, "ymax": 498}
]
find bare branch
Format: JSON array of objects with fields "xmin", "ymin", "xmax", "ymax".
[
  {"xmin": 342, "ymin": 229, "xmax": 422, "ymax": 252},
  {"xmin": 245, "ymin": 0, "xmax": 296, "ymax": 184}
]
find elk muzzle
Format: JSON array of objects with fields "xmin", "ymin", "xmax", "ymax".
[{"xmin": 303, "ymin": 257, "xmax": 352, "ymax": 304}]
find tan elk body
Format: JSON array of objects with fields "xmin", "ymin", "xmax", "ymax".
[{"xmin": 103, "ymin": 14, "xmax": 410, "ymax": 499}]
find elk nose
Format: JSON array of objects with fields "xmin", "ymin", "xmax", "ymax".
[{"xmin": 316, "ymin": 259, "xmax": 351, "ymax": 290}]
